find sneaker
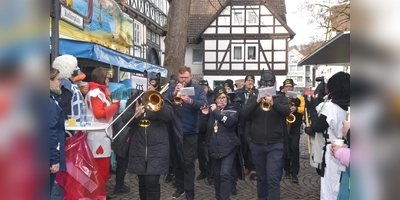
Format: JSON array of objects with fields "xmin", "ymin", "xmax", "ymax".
[
  {"xmin": 196, "ymin": 172, "xmax": 207, "ymax": 180},
  {"xmin": 172, "ymin": 189, "xmax": 185, "ymax": 199},
  {"xmin": 206, "ymin": 177, "xmax": 214, "ymax": 185},
  {"xmin": 249, "ymin": 170, "xmax": 257, "ymax": 180},
  {"xmin": 113, "ymin": 184, "xmax": 130, "ymax": 194},
  {"xmin": 164, "ymin": 174, "xmax": 173, "ymax": 183},
  {"xmin": 292, "ymin": 175, "xmax": 298, "ymax": 183},
  {"xmin": 231, "ymin": 185, "xmax": 237, "ymax": 195},
  {"xmin": 284, "ymin": 172, "xmax": 291, "ymax": 180},
  {"xmin": 186, "ymin": 194, "xmax": 194, "ymax": 200}
]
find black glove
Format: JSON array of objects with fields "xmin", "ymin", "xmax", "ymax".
[
  {"xmin": 305, "ymin": 97, "xmax": 316, "ymax": 110},
  {"xmin": 304, "ymin": 127, "xmax": 315, "ymax": 137}
]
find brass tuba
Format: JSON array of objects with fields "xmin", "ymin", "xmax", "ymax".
[{"xmin": 173, "ymin": 82, "xmax": 185, "ymax": 105}]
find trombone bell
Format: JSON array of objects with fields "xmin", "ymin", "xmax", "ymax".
[{"xmin": 143, "ymin": 91, "xmax": 165, "ymax": 112}]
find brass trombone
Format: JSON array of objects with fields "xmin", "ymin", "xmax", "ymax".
[{"xmin": 106, "ymin": 83, "xmax": 169, "ymax": 141}]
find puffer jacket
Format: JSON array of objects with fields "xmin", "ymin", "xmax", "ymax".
[
  {"xmin": 123, "ymin": 92, "xmax": 174, "ymax": 175},
  {"xmin": 200, "ymin": 105, "xmax": 240, "ymax": 159}
]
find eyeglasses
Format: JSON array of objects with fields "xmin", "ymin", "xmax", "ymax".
[
  {"xmin": 284, "ymin": 85, "xmax": 293, "ymax": 88},
  {"xmin": 217, "ymin": 96, "xmax": 227, "ymax": 100},
  {"xmin": 179, "ymin": 76, "xmax": 190, "ymax": 79}
]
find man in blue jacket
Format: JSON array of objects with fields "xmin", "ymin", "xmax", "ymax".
[{"xmin": 165, "ymin": 66, "xmax": 207, "ymax": 200}]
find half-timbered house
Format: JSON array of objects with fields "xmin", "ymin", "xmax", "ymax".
[{"xmin": 186, "ymin": 0, "xmax": 295, "ymax": 89}]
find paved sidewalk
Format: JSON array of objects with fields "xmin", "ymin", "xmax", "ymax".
[{"xmin": 106, "ymin": 133, "xmax": 320, "ymax": 199}]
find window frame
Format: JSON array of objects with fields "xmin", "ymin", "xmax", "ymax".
[
  {"xmin": 231, "ymin": 44, "xmax": 244, "ymax": 61},
  {"xmin": 192, "ymin": 49, "xmax": 203, "ymax": 63}
]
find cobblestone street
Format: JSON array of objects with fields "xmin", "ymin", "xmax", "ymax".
[{"xmin": 107, "ymin": 133, "xmax": 320, "ymax": 199}]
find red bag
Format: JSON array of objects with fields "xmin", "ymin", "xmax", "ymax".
[{"xmin": 56, "ymin": 131, "xmax": 106, "ymax": 200}]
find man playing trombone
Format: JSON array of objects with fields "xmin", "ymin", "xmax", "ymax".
[{"xmin": 281, "ymin": 79, "xmax": 305, "ymax": 184}]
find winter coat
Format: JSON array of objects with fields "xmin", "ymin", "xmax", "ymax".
[
  {"xmin": 50, "ymin": 91, "xmax": 66, "ymax": 172},
  {"xmin": 241, "ymin": 94, "xmax": 291, "ymax": 144},
  {"xmin": 164, "ymin": 80, "xmax": 207, "ymax": 135},
  {"xmin": 123, "ymin": 91, "xmax": 174, "ymax": 175},
  {"xmin": 200, "ymin": 105, "xmax": 240, "ymax": 159}
]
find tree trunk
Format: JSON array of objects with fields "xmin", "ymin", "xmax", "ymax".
[{"xmin": 163, "ymin": 0, "xmax": 191, "ymax": 83}]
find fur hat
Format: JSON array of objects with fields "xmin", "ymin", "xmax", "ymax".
[{"xmin": 52, "ymin": 54, "xmax": 78, "ymax": 79}]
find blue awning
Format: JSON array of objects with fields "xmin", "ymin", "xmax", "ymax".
[{"xmin": 51, "ymin": 38, "xmax": 168, "ymax": 77}]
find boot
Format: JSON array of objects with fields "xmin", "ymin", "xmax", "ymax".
[{"xmin": 146, "ymin": 184, "xmax": 160, "ymax": 200}]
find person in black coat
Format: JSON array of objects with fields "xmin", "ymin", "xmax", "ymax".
[
  {"xmin": 200, "ymin": 87, "xmax": 240, "ymax": 200},
  {"xmin": 122, "ymin": 72, "xmax": 174, "ymax": 199}
]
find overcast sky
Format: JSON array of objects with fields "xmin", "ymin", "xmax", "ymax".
[{"xmin": 285, "ymin": 0, "xmax": 326, "ymax": 46}]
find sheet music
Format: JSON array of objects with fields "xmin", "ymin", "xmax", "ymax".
[
  {"xmin": 180, "ymin": 87, "xmax": 195, "ymax": 96},
  {"xmin": 285, "ymin": 91, "xmax": 298, "ymax": 99},
  {"xmin": 258, "ymin": 87, "xmax": 277, "ymax": 98}
]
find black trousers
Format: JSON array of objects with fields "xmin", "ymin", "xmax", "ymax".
[
  {"xmin": 138, "ymin": 175, "xmax": 160, "ymax": 200},
  {"xmin": 174, "ymin": 134, "xmax": 198, "ymax": 196},
  {"xmin": 197, "ymin": 131, "xmax": 208, "ymax": 173},
  {"xmin": 284, "ymin": 126, "xmax": 301, "ymax": 176},
  {"xmin": 115, "ymin": 155, "xmax": 129, "ymax": 188}
]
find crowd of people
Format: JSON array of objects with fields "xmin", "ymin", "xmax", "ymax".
[{"xmin": 50, "ymin": 55, "xmax": 350, "ymax": 200}]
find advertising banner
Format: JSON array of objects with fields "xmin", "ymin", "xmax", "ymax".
[{"xmin": 52, "ymin": 0, "xmax": 133, "ymax": 54}]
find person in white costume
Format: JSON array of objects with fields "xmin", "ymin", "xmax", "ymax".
[{"xmin": 304, "ymin": 72, "xmax": 350, "ymax": 200}]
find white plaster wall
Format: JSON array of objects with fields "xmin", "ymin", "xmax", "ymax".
[{"xmin": 185, "ymin": 42, "xmax": 204, "ymax": 75}]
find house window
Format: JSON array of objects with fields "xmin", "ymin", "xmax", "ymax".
[
  {"xmin": 233, "ymin": 46, "xmax": 242, "ymax": 60},
  {"xmin": 233, "ymin": 11, "xmax": 243, "ymax": 25},
  {"xmin": 297, "ymin": 76, "xmax": 303, "ymax": 82},
  {"xmin": 192, "ymin": 49, "xmax": 203, "ymax": 63},
  {"xmin": 146, "ymin": 28, "xmax": 150, "ymax": 41},
  {"xmin": 247, "ymin": 11, "xmax": 257, "ymax": 24},
  {"xmin": 247, "ymin": 45, "xmax": 257, "ymax": 60},
  {"xmin": 151, "ymin": 32, "xmax": 156, "ymax": 42},
  {"xmin": 290, "ymin": 65, "xmax": 296, "ymax": 71},
  {"xmin": 297, "ymin": 65, "xmax": 303, "ymax": 71},
  {"xmin": 134, "ymin": 22, "xmax": 141, "ymax": 45},
  {"xmin": 155, "ymin": 35, "xmax": 159, "ymax": 45}
]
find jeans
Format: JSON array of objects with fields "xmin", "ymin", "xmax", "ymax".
[
  {"xmin": 250, "ymin": 142, "xmax": 284, "ymax": 200},
  {"xmin": 211, "ymin": 149, "xmax": 237, "ymax": 200},
  {"xmin": 174, "ymin": 134, "xmax": 198, "ymax": 196},
  {"xmin": 284, "ymin": 126, "xmax": 301, "ymax": 177}
]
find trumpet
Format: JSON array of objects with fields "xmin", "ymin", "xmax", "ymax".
[
  {"xmin": 173, "ymin": 82, "xmax": 185, "ymax": 105},
  {"xmin": 200, "ymin": 104, "xmax": 225, "ymax": 110},
  {"xmin": 260, "ymin": 100, "xmax": 272, "ymax": 111}
]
